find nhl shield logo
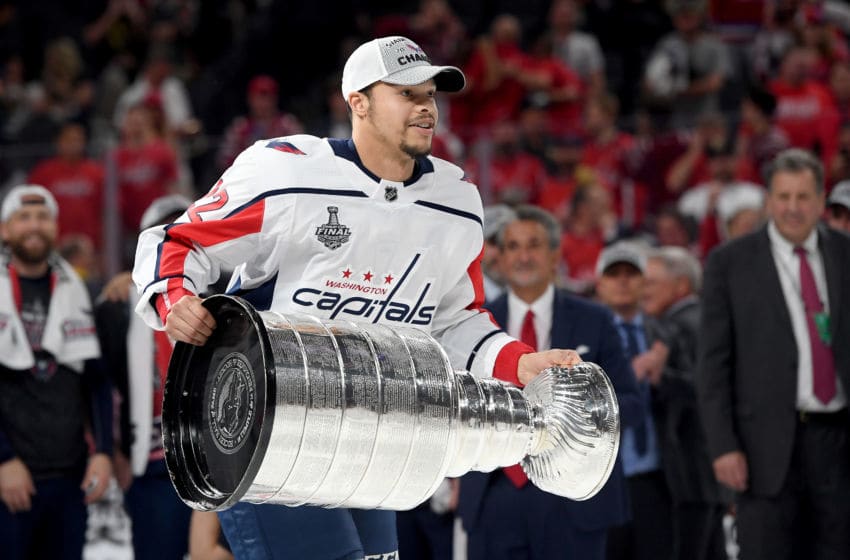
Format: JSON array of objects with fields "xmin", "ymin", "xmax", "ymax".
[
  {"xmin": 315, "ymin": 206, "xmax": 352, "ymax": 250},
  {"xmin": 384, "ymin": 185, "xmax": 398, "ymax": 202}
]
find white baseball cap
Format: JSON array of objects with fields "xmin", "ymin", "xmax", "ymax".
[
  {"xmin": 1, "ymin": 184, "xmax": 58, "ymax": 222},
  {"xmin": 716, "ymin": 183, "xmax": 765, "ymax": 225},
  {"xmin": 341, "ymin": 36, "xmax": 465, "ymax": 100},
  {"xmin": 595, "ymin": 241, "xmax": 647, "ymax": 277},
  {"xmin": 828, "ymin": 180, "xmax": 850, "ymax": 211}
]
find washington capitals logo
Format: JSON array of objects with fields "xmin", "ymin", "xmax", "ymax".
[
  {"xmin": 266, "ymin": 140, "xmax": 306, "ymax": 155},
  {"xmin": 315, "ymin": 206, "xmax": 351, "ymax": 250},
  {"xmin": 406, "ymin": 42, "xmax": 424, "ymax": 54}
]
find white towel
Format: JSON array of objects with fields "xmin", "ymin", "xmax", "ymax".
[
  {"xmin": 0, "ymin": 252, "xmax": 100, "ymax": 373},
  {"xmin": 126, "ymin": 288, "xmax": 155, "ymax": 476}
]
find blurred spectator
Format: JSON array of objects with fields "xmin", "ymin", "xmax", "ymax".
[
  {"xmin": 4, "ymin": 39, "xmax": 97, "ymax": 174},
  {"xmin": 452, "ymin": 15, "xmax": 538, "ymax": 142},
  {"xmin": 5, "ymin": 37, "xmax": 93, "ymax": 139},
  {"xmin": 651, "ymin": 205, "xmax": 699, "ymax": 253},
  {"xmin": 825, "ymin": 179, "xmax": 850, "ymax": 232},
  {"xmin": 797, "ymin": 2, "xmax": 850, "ymax": 83},
  {"xmin": 769, "ymin": 45, "xmax": 836, "ymax": 158},
  {"xmin": 825, "ymin": 120, "xmax": 850, "ymax": 184},
  {"xmin": 0, "ymin": 54, "xmax": 26, "ymax": 127},
  {"xmin": 0, "ymin": 185, "xmax": 112, "ymax": 559},
  {"xmin": 27, "ymin": 122, "xmax": 104, "ymax": 252},
  {"xmin": 95, "ymin": 194, "xmax": 193, "ymax": 560},
  {"xmin": 597, "ymin": 242, "xmax": 673, "ymax": 560},
  {"xmin": 217, "ymin": 75, "xmax": 303, "ymax": 171},
  {"xmin": 457, "ymin": 204, "xmax": 641, "ymax": 560},
  {"xmin": 58, "ymin": 234, "xmax": 100, "ymax": 297},
  {"xmin": 548, "ymin": 0, "xmax": 605, "ymax": 97},
  {"xmin": 825, "ymin": 62, "xmax": 850, "ymax": 181},
  {"xmin": 697, "ymin": 149, "xmax": 850, "ymax": 559},
  {"xmin": 677, "ymin": 136, "xmax": 756, "ymax": 223},
  {"xmin": 737, "ymin": 85, "xmax": 791, "ymax": 176},
  {"xmin": 82, "ymin": 0, "xmax": 148, "ymax": 69},
  {"xmin": 465, "ymin": 120, "xmax": 547, "ymax": 205},
  {"xmin": 525, "ymin": 33, "xmax": 585, "ymax": 137},
  {"xmin": 642, "ymin": 0, "xmax": 731, "ymax": 129},
  {"xmin": 677, "ymin": 138, "xmax": 765, "ymax": 256},
  {"xmin": 375, "ymin": 0, "xmax": 468, "ymax": 67},
  {"xmin": 643, "ymin": 247, "xmax": 726, "ymax": 560},
  {"xmin": 626, "ymin": 106, "xmax": 691, "ymax": 214},
  {"xmin": 666, "ymin": 112, "xmax": 758, "ymax": 199},
  {"xmin": 828, "ymin": 60, "xmax": 850, "ymax": 121},
  {"xmin": 749, "ymin": 0, "xmax": 799, "ymax": 83},
  {"xmin": 113, "ymin": 43, "xmax": 195, "ymax": 137},
  {"xmin": 581, "ymin": 94, "xmax": 641, "ymax": 225},
  {"xmin": 189, "ymin": 510, "xmax": 233, "ymax": 560},
  {"xmin": 481, "ymin": 204, "xmax": 517, "ymax": 301},
  {"xmin": 714, "ymin": 183, "xmax": 766, "ymax": 241},
  {"xmin": 518, "ymin": 104, "xmax": 551, "ymax": 161},
  {"xmin": 560, "ymin": 182, "xmax": 617, "ymax": 294},
  {"xmin": 82, "ymin": 0, "xmax": 149, "ymax": 154},
  {"xmin": 538, "ymin": 133, "xmax": 591, "ymax": 222},
  {"xmin": 114, "ymin": 103, "xmax": 179, "ymax": 242}
]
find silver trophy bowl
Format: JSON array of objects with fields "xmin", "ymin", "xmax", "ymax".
[{"xmin": 162, "ymin": 295, "xmax": 619, "ymax": 511}]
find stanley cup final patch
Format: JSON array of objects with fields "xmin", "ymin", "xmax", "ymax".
[{"xmin": 315, "ymin": 206, "xmax": 352, "ymax": 250}]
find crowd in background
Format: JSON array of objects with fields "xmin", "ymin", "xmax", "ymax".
[
  {"xmin": 2, "ymin": 0, "xmax": 850, "ymax": 559},
  {"xmin": 4, "ymin": 0, "xmax": 850, "ymax": 284}
]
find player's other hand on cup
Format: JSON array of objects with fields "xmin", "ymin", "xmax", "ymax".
[
  {"xmin": 517, "ymin": 349, "xmax": 582, "ymax": 386},
  {"xmin": 165, "ymin": 295, "xmax": 217, "ymax": 346}
]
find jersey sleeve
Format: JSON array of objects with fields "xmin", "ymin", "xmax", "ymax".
[
  {"xmin": 429, "ymin": 240, "xmax": 533, "ymax": 385},
  {"xmin": 132, "ymin": 145, "xmax": 286, "ymax": 328}
]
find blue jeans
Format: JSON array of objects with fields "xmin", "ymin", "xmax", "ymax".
[
  {"xmin": 0, "ymin": 476, "xmax": 87, "ymax": 560},
  {"xmin": 218, "ymin": 502, "xmax": 398, "ymax": 560}
]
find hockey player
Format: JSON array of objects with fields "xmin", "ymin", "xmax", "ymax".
[{"xmin": 132, "ymin": 36, "xmax": 581, "ymax": 559}]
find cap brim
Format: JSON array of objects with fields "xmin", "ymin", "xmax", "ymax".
[
  {"xmin": 382, "ymin": 65, "xmax": 466, "ymax": 93},
  {"xmin": 828, "ymin": 198, "xmax": 850, "ymax": 211},
  {"xmin": 605, "ymin": 259, "xmax": 643, "ymax": 271}
]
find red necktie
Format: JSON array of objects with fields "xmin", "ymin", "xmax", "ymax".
[
  {"xmin": 795, "ymin": 247, "xmax": 836, "ymax": 404},
  {"xmin": 503, "ymin": 309, "xmax": 538, "ymax": 488}
]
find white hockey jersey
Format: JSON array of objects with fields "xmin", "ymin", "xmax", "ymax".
[{"xmin": 132, "ymin": 135, "xmax": 525, "ymax": 382}]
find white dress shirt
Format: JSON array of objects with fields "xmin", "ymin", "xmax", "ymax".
[
  {"xmin": 506, "ymin": 284, "xmax": 554, "ymax": 351},
  {"xmin": 768, "ymin": 222, "xmax": 846, "ymax": 411}
]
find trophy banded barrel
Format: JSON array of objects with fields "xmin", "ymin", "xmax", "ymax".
[{"xmin": 163, "ymin": 295, "xmax": 619, "ymax": 511}]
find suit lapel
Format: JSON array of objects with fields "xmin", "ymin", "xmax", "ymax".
[
  {"xmin": 487, "ymin": 295, "xmax": 509, "ymax": 331},
  {"xmin": 550, "ymin": 289, "xmax": 577, "ymax": 350}
]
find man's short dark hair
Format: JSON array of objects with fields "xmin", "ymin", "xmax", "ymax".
[{"xmin": 764, "ymin": 148, "xmax": 825, "ymax": 194}]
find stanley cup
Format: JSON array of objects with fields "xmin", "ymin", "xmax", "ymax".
[{"xmin": 162, "ymin": 295, "xmax": 620, "ymax": 512}]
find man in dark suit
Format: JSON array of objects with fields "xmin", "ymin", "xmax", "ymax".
[
  {"xmin": 697, "ymin": 148, "xmax": 850, "ymax": 560},
  {"xmin": 457, "ymin": 205, "xmax": 642, "ymax": 560}
]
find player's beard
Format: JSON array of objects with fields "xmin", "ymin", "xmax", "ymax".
[
  {"xmin": 7, "ymin": 233, "xmax": 53, "ymax": 265},
  {"xmin": 401, "ymin": 139, "xmax": 432, "ymax": 158}
]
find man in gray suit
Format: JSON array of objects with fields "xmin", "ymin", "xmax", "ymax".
[{"xmin": 697, "ymin": 149, "xmax": 850, "ymax": 560}]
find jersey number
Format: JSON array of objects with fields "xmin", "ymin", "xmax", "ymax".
[{"xmin": 188, "ymin": 180, "xmax": 229, "ymax": 222}]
